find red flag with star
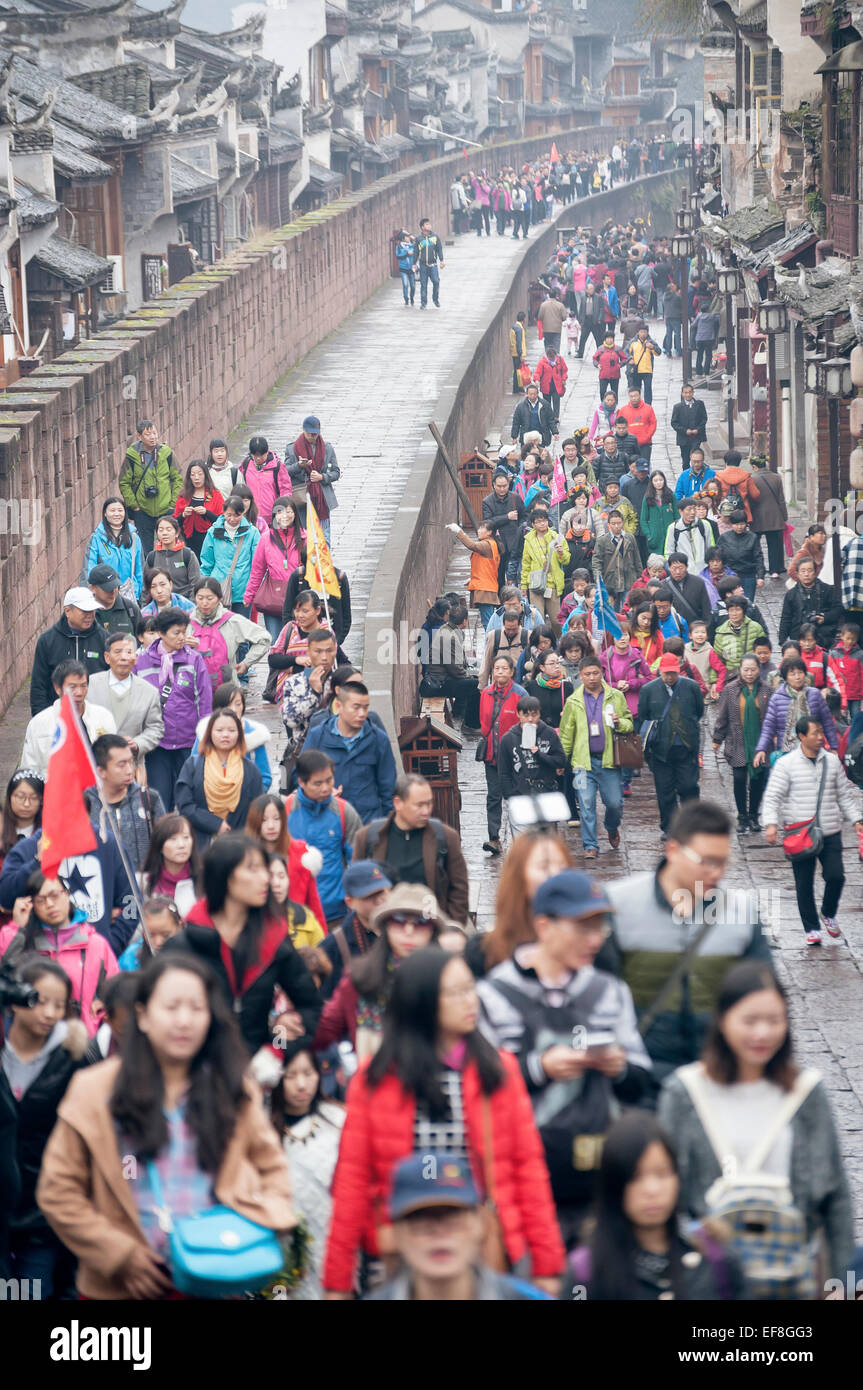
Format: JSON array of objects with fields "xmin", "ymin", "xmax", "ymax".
[{"xmin": 41, "ymin": 693, "xmax": 98, "ymax": 879}]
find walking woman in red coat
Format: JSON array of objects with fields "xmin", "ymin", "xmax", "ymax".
[{"xmin": 323, "ymin": 946, "xmax": 565, "ymax": 1297}]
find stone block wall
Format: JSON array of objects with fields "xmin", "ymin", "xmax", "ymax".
[{"xmin": 0, "ymin": 125, "xmax": 661, "ymax": 716}]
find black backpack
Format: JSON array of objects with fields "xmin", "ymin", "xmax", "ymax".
[
  {"xmin": 365, "ymin": 817, "xmax": 449, "ymax": 878},
  {"xmin": 844, "ymin": 730, "xmax": 863, "ymax": 788},
  {"xmin": 719, "ymin": 483, "xmax": 744, "ymax": 518},
  {"xmin": 492, "ymin": 627, "xmax": 529, "ymax": 658}
]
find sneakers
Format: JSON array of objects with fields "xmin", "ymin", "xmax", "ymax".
[
  {"xmin": 622, "ymin": 785, "xmax": 632, "ymax": 797},
  {"xmin": 737, "ymin": 816, "xmax": 749, "ymax": 835},
  {"xmin": 822, "ymin": 916, "xmax": 842, "ymax": 939},
  {"xmin": 748, "ymin": 817, "xmax": 762, "ymax": 833},
  {"xmin": 608, "ymin": 829, "xmax": 621, "ymax": 849},
  {"xmin": 806, "ymin": 929, "xmax": 822, "ymax": 946}
]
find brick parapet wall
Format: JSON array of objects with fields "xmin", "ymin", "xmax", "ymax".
[{"xmin": 0, "ymin": 125, "xmax": 660, "ymax": 716}]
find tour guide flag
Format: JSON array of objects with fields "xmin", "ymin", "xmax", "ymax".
[
  {"xmin": 305, "ymin": 498, "xmax": 342, "ymax": 599},
  {"xmin": 594, "ymin": 573, "xmax": 623, "ymax": 640},
  {"xmin": 41, "ymin": 693, "xmax": 98, "ymax": 879},
  {"xmin": 550, "ymin": 141, "xmax": 561, "ymax": 164}
]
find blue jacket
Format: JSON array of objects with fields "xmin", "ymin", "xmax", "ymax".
[
  {"xmin": 200, "ymin": 517, "xmax": 259, "ymax": 604},
  {"xmin": 658, "ymin": 609, "xmax": 689, "ymax": 642},
  {"xmin": 302, "ymin": 717, "xmax": 397, "ymax": 824},
  {"xmin": 0, "ymin": 829, "xmax": 138, "ymax": 958},
  {"xmin": 81, "ymin": 522, "xmax": 144, "ymax": 598},
  {"xmin": 674, "ymin": 465, "xmax": 716, "ymax": 500},
  {"xmin": 286, "ymin": 787, "xmax": 354, "ymax": 917}
]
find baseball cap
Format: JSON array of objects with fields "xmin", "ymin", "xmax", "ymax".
[
  {"xmin": 302, "ymin": 415, "xmax": 321, "ymax": 432},
  {"xmin": 633, "ymin": 457, "xmax": 649, "ymax": 473},
  {"xmin": 88, "ymin": 564, "xmax": 121, "ymax": 591},
  {"xmin": 63, "ymin": 586, "xmax": 103, "ymax": 611},
  {"xmin": 390, "ymin": 1153, "xmax": 480, "ymax": 1220},
  {"xmin": 658, "ymin": 653, "xmax": 681, "ymax": 672},
  {"xmin": 342, "ymin": 860, "xmax": 392, "ymax": 899},
  {"xmin": 370, "ymin": 881, "xmax": 448, "ymax": 933},
  {"xmin": 533, "ymin": 870, "xmax": 611, "ymax": 920}
]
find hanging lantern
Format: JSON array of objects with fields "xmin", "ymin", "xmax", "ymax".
[
  {"xmin": 851, "ymin": 343, "xmax": 863, "ymax": 388},
  {"xmin": 850, "ymin": 441, "xmax": 863, "ymax": 491}
]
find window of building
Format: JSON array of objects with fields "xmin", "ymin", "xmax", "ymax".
[{"xmin": 832, "ymin": 70, "xmax": 854, "ymax": 197}]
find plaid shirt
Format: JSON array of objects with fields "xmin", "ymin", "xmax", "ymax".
[
  {"xmin": 123, "ymin": 1105, "xmax": 215, "ymax": 1257},
  {"xmin": 281, "ymin": 670, "xmax": 335, "ymax": 763},
  {"xmin": 842, "ymin": 537, "xmax": 863, "ymax": 611}
]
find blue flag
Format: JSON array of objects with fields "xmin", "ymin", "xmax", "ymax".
[{"xmin": 594, "ymin": 573, "xmax": 622, "ymax": 639}]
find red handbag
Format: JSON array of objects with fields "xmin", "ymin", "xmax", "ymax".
[
  {"xmin": 519, "ymin": 362, "xmax": 532, "ymax": 387},
  {"xmin": 781, "ymin": 760, "xmax": 827, "ymax": 860},
  {"xmin": 255, "ymin": 570, "xmax": 288, "ymax": 617}
]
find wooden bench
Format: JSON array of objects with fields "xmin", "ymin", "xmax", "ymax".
[{"xmin": 420, "ymin": 695, "xmax": 455, "ymax": 727}]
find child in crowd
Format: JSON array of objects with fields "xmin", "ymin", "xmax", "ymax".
[
  {"xmin": 684, "ymin": 619, "xmax": 727, "ymax": 703},
  {"xmin": 829, "ymin": 622, "xmax": 863, "ymax": 718},
  {"xmin": 118, "ymin": 895, "xmax": 182, "ymax": 971},
  {"xmin": 798, "ymin": 623, "xmax": 844, "ymax": 701}
]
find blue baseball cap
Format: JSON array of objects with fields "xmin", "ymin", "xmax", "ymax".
[
  {"xmin": 533, "ymin": 870, "xmax": 611, "ymax": 920},
  {"xmin": 342, "ymin": 860, "xmax": 392, "ymax": 899},
  {"xmin": 390, "ymin": 1153, "xmax": 480, "ymax": 1219},
  {"xmin": 302, "ymin": 415, "xmax": 321, "ymax": 432}
]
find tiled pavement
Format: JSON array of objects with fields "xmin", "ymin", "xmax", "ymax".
[{"xmin": 444, "ymin": 319, "xmax": 863, "ymax": 1219}]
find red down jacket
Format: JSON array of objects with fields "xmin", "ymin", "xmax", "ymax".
[{"xmin": 322, "ymin": 1051, "xmax": 565, "ymax": 1291}]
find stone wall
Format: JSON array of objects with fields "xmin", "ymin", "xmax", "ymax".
[
  {"xmin": 360, "ymin": 169, "xmax": 688, "ymax": 742},
  {"xmin": 0, "ymin": 122, "xmax": 636, "ymax": 716}
]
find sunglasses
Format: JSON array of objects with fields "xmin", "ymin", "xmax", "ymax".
[{"xmin": 386, "ymin": 913, "xmax": 436, "ymax": 929}]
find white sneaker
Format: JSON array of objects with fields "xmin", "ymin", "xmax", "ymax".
[
  {"xmin": 822, "ymin": 916, "xmax": 842, "ymax": 939},
  {"xmin": 806, "ymin": 929, "xmax": 822, "ymax": 946}
]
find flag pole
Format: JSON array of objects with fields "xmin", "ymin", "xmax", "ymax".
[
  {"xmin": 309, "ymin": 502, "xmax": 333, "ymax": 631},
  {"xmin": 92, "ymin": 783, "xmax": 154, "ymax": 955}
]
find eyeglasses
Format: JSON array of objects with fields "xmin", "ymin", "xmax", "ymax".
[
  {"xmin": 34, "ymin": 889, "xmax": 68, "ymax": 907},
  {"xmin": 386, "ymin": 914, "xmax": 435, "ymax": 929},
  {"xmin": 679, "ymin": 845, "xmax": 729, "ymax": 874}
]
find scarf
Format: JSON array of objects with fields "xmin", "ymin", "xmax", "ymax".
[
  {"xmin": 154, "ymin": 864, "xmax": 192, "ymax": 895},
  {"xmin": 781, "ymin": 684, "xmax": 810, "ymax": 752},
  {"xmin": 156, "ymin": 640, "xmax": 176, "ymax": 690},
  {"xmin": 740, "ymin": 681, "xmax": 762, "ymax": 771},
  {"xmin": 292, "ymin": 432, "xmax": 328, "ymax": 519},
  {"xmin": 536, "ymin": 671, "xmax": 563, "ymax": 690},
  {"xmin": 490, "ymin": 682, "xmax": 512, "ymax": 762},
  {"xmin": 203, "ymin": 748, "xmax": 245, "ymax": 819}
]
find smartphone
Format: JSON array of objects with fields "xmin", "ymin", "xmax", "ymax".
[
  {"xmin": 585, "ymin": 1030, "xmax": 616, "ymax": 1057},
  {"xmin": 521, "ymin": 723, "xmax": 537, "ymax": 749}
]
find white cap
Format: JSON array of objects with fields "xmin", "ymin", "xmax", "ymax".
[{"xmin": 63, "ymin": 586, "xmax": 104, "ymax": 611}]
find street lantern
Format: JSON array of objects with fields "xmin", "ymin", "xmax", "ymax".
[
  {"xmin": 676, "ymin": 208, "xmax": 694, "ymax": 231},
  {"xmin": 671, "ymin": 233, "xmax": 693, "ymax": 259},
  {"xmin": 717, "ymin": 266, "xmax": 740, "ymax": 296},
  {"xmin": 689, "ymin": 191, "xmax": 700, "ymax": 211},
  {"xmin": 756, "ymin": 299, "xmax": 789, "ymax": 335},
  {"xmin": 804, "ymin": 354, "xmax": 824, "ymax": 393},
  {"xmin": 821, "ymin": 356, "xmax": 853, "ymax": 398}
]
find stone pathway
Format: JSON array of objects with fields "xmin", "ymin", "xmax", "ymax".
[{"xmin": 443, "ymin": 318, "xmax": 863, "ymax": 1222}]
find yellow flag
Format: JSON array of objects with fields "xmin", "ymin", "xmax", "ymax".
[{"xmin": 304, "ymin": 498, "xmax": 341, "ymax": 599}]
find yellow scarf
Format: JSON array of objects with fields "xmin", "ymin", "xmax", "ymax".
[{"xmin": 203, "ymin": 748, "xmax": 245, "ymax": 819}]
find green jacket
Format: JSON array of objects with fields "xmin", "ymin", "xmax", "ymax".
[
  {"xmin": 119, "ymin": 443, "xmax": 183, "ymax": 518},
  {"xmin": 639, "ymin": 496, "xmax": 678, "ymax": 554},
  {"xmin": 712, "ymin": 616, "xmax": 766, "ymax": 672},
  {"xmin": 559, "ymin": 681, "xmax": 633, "ymax": 770},
  {"xmin": 521, "ymin": 527, "xmax": 570, "ymax": 597},
  {"xmin": 594, "ymin": 494, "xmax": 638, "ymax": 536}
]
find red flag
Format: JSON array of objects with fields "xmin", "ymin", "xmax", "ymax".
[
  {"xmin": 550, "ymin": 141, "xmax": 561, "ymax": 164},
  {"xmin": 463, "ymin": 146, "xmax": 469, "ymax": 159},
  {"xmin": 41, "ymin": 693, "xmax": 98, "ymax": 879}
]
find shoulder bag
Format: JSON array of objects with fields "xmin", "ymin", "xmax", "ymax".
[
  {"xmin": 612, "ymin": 730, "xmax": 643, "ymax": 770},
  {"xmin": 479, "ymin": 1096, "xmax": 510, "ymax": 1273},
  {"xmin": 782, "ymin": 758, "xmax": 828, "ymax": 860},
  {"xmin": 220, "ymin": 535, "xmax": 244, "ymax": 607},
  {"xmin": 637, "ymin": 915, "xmax": 718, "ymax": 1037},
  {"xmin": 145, "ymin": 1160, "xmax": 284, "ymax": 1298}
]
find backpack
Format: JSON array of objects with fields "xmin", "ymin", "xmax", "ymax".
[
  {"xmin": 843, "ymin": 728, "xmax": 863, "ymax": 787},
  {"xmin": 676, "ymin": 1064, "xmax": 821, "ymax": 1300},
  {"xmin": 240, "ymin": 456, "xmax": 280, "ymax": 486},
  {"xmin": 189, "ymin": 613, "xmax": 231, "ymax": 686},
  {"xmin": 492, "ymin": 627, "xmax": 529, "ymax": 658},
  {"xmin": 719, "ymin": 483, "xmax": 744, "ymax": 518},
  {"xmin": 365, "ymin": 816, "xmax": 448, "ymax": 880},
  {"xmin": 287, "ymin": 792, "xmax": 348, "ymax": 853}
]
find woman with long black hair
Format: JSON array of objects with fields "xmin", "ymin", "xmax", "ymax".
[
  {"xmin": 322, "ymin": 945, "xmax": 564, "ymax": 1297},
  {"xmin": 81, "ymin": 496, "xmax": 144, "ymax": 600},
  {"xmin": 37, "ymin": 953, "xmax": 295, "ymax": 1299},
  {"xmin": 172, "ymin": 459, "xmax": 224, "ymax": 557},
  {"xmin": 163, "ymin": 833, "xmax": 321, "ymax": 1058},
  {"xmin": 570, "ymin": 1112, "xmax": 742, "ymax": 1300},
  {"xmin": 0, "ymin": 772, "xmax": 43, "ymax": 923},
  {"xmin": 243, "ymin": 496, "xmax": 307, "ymax": 643}
]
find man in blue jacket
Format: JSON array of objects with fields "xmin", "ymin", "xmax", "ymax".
[
  {"xmin": 674, "ymin": 447, "xmax": 715, "ymax": 500},
  {"xmin": 287, "ymin": 748, "xmax": 363, "ymax": 925},
  {"xmin": 302, "ymin": 679, "xmax": 397, "ymax": 824}
]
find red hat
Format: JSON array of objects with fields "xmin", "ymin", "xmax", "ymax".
[{"xmin": 658, "ymin": 653, "xmax": 681, "ymax": 673}]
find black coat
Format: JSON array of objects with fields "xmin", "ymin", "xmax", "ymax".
[
  {"xmin": 612, "ymin": 431, "xmax": 641, "ymax": 466},
  {"xmin": 670, "ymin": 398, "xmax": 708, "ymax": 446},
  {"xmin": 511, "ymin": 396, "xmax": 556, "ymax": 446},
  {"xmin": 778, "ymin": 580, "xmax": 842, "ymax": 645},
  {"xmin": 174, "ymin": 753, "xmax": 264, "ymax": 848},
  {"xmin": 279, "ymin": 565, "xmax": 351, "ymax": 644},
  {"xmin": 482, "ymin": 489, "xmax": 526, "ymax": 557},
  {"xmin": 718, "ymin": 528, "xmax": 765, "ymax": 580},
  {"xmin": 94, "ymin": 595, "xmax": 141, "ymax": 640},
  {"xmin": 0, "ymin": 1066, "xmax": 19, "ymax": 1275},
  {"xmin": 523, "ymin": 678, "xmax": 574, "ymax": 728},
  {"xmin": 595, "ymin": 450, "xmax": 627, "ymax": 492},
  {"xmin": 665, "ymin": 573, "xmax": 712, "ymax": 625},
  {"xmin": 30, "ymin": 616, "xmax": 107, "ymax": 715},
  {"xmin": 637, "ymin": 676, "xmax": 704, "ymax": 759},
  {"xmin": 7, "ymin": 1023, "xmax": 87, "ymax": 1231},
  {"xmin": 497, "ymin": 718, "xmax": 566, "ymax": 798},
  {"xmin": 164, "ymin": 909, "xmax": 322, "ymax": 1055}
]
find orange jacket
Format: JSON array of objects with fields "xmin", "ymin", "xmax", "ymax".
[
  {"xmin": 717, "ymin": 466, "xmax": 760, "ymax": 523},
  {"xmin": 617, "ymin": 401, "xmax": 657, "ymax": 446}
]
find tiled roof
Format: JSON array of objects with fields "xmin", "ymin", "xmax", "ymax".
[
  {"xmin": 32, "ymin": 234, "xmax": 112, "ymax": 290},
  {"xmin": 68, "ymin": 63, "xmax": 152, "ymax": 118},
  {"xmin": 4, "ymin": 51, "xmax": 153, "ymax": 141},
  {"xmin": 169, "ymin": 154, "xmax": 217, "ymax": 203},
  {"xmin": 52, "ymin": 131, "xmax": 115, "ymax": 182},
  {"xmin": 308, "ymin": 159, "xmax": 343, "ymax": 190},
  {"xmin": 701, "ymin": 201, "xmax": 784, "ymax": 248},
  {"xmin": 14, "ymin": 182, "xmax": 59, "ymax": 227}
]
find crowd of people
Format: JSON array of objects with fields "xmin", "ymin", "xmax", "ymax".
[{"xmin": 1, "ymin": 150, "xmax": 862, "ymax": 1308}]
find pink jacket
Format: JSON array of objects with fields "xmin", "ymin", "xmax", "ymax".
[
  {"xmin": 600, "ymin": 646, "xmax": 651, "ymax": 716},
  {"xmin": 0, "ymin": 913, "xmax": 118, "ymax": 1035},
  {"xmin": 472, "ymin": 177, "xmax": 491, "ymax": 206},
  {"xmin": 237, "ymin": 453, "xmax": 291, "ymax": 522},
  {"xmin": 243, "ymin": 526, "xmax": 304, "ymax": 607}
]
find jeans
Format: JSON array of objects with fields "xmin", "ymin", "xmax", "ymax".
[
  {"xmin": 599, "ymin": 377, "xmax": 620, "ymax": 400},
  {"xmin": 573, "ymin": 754, "xmax": 623, "ymax": 851},
  {"xmin": 419, "ymin": 263, "xmax": 440, "ymax": 306},
  {"xmin": 664, "ymin": 321, "xmax": 682, "ymax": 353},
  {"xmin": 131, "ymin": 509, "xmax": 158, "ymax": 556},
  {"xmin": 399, "ymin": 267, "xmax": 415, "ymax": 303},
  {"xmin": 850, "ymin": 699, "xmax": 862, "ymax": 719},
  {"xmin": 635, "ymin": 372, "xmax": 653, "ymax": 405},
  {"xmin": 505, "ymin": 549, "xmax": 522, "ymax": 584},
  {"xmin": 695, "ymin": 343, "xmax": 713, "ymax": 374},
  {"xmin": 145, "ymin": 745, "xmax": 192, "ymax": 812},
  {"xmin": 791, "ymin": 830, "xmax": 845, "ymax": 934},
  {"xmin": 732, "ymin": 765, "xmax": 765, "ymax": 820},
  {"xmin": 485, "ymin": 761, "xmax": 503, "ymax": 839},
  {"xmin": 739, "ymin": 573, "xmax": 758, "ymax": 602},
  {"xmin": 650, "ymin": 746, "xmax": 700, "ymax": 832},
  {"xmin": 577, "ymin": 323, "xmax": 601, "ymax": 358},
  {"xmin": 477, "ymin": 603, "xmax": 496, "ymax": 630},
  {"xmin": 544, "ymin": 333, "xmax": 561, "ymax": 356},
  {"xmin": 263, "ymin": 611, "xmax": 283, "ymax": 642}
]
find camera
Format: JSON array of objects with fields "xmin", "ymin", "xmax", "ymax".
[
  {"xmin": 0, "ymin": 963, "xmax": 38, "ymax": 1010},
  {"xmin": 144, "ymin": 485, "xmax": 159, "ymax": 499}
]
